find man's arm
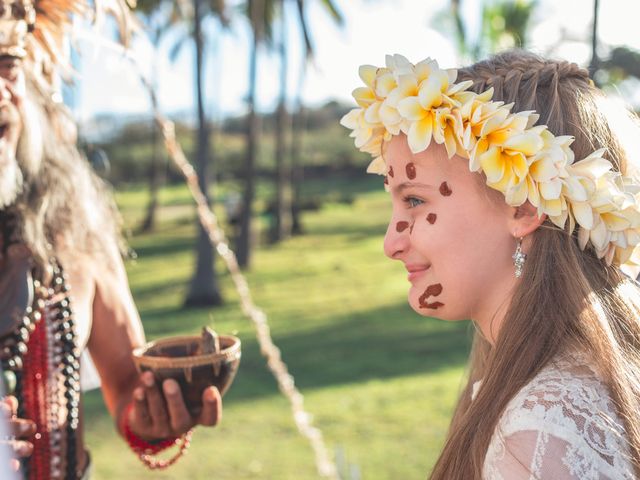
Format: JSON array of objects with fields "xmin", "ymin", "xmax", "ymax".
[
  {"xmin": 85, "ymin": 248, "xmax": 145, "ymax": 432},
  {"xmin": 86, "ymin": 247, "xmax": 221, "ymax": 441}
]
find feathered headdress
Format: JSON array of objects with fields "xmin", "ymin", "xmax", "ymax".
[{"xmin": 0, "ymin": 0, "xmax": 136, "ymax": 87}]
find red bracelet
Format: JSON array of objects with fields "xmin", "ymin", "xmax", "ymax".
[{"xmin": 120, "ymin": 402, "xmax": 193, "ymax": 469}]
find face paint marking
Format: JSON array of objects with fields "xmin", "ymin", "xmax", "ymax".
[
  {"xmin": 389, "ymin": 166, "xmax": 394, "ymax": 178},
  {"xmin": 396, "ymin": 221, "xmax": 410, "ymax": 233},
  {"xmin": 426, "ymin": 213, "xmax": 437, "ymax": 224},
  {"xmin": 426, "ymin": 283, "xmax": 443, "ymax": 297},
  {"xmin": 439, "ymin": 182, "xmax": 452, "ymax": 196},
  {"xmin": 419, "ymin": 283, "xmax": 443, "ymax": 309},
  {"xmin": 406, "ymin": 163, "xmax": 416, "ymax": 180},
  {"xmin": 384, "ymin": 175, "xmax": 389, "ymax": 186},
  {"xmin": 424, "ymin": 302, "xmax": 444, "ymax": 309}
]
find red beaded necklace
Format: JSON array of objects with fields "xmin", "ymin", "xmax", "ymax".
[{"xmin": 4, "ymin": 263, "xmax": 81, "ymax": 480}]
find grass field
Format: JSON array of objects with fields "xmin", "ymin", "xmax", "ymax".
[{"xmin": 83, "ymin": 177, "xmax": 474, "ymax": 479}]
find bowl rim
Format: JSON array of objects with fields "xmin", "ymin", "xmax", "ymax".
[{"xmin": 132, "ymin": 334, "xmax": 241, "ymax": 369}]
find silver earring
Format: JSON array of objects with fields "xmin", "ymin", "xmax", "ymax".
[{"xmin": 512, "ymin": 237, "xmax": 526, "ymax": 278}]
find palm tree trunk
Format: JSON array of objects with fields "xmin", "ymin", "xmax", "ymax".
[
  {"xmin": 140, "ymin": 41, "xmax": 163, "ymax": 233},
  {"xmin": 271, "ymin": 0, "xmax": 292, "ymax": 243},
  {"xmin": 140, "ymin": 116, "xmax": 161, "ymax": 232},
  {"xmin": 237, "ymin": 0, "xmax": 263, "ymax": 268},
  {"xmin": 185, "ymin": 0, "xmax": 222, "ymax": 306},
  {"xmin": 290, "ymin": 57, "xmax": 307, "ymax": 235},
  {"xmin": 589, "ymin": 0, "xmax": 600, "ymax": 80},
  {"xmin": 450, "ymin": 0, "xmax": 467, "ymax": 58},
  {"xmin": 290, "ymin": 103, "xmax": 305, "ymax": 235}
]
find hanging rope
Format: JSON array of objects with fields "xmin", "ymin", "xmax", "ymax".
[{"xmin": 117, "ymin": 44, "xmax": 340, "ymax": 479}]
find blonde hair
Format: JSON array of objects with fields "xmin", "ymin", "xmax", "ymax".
[{"xmin": 429, "ymin": 50, "xmax": 640, "ymax": 479}]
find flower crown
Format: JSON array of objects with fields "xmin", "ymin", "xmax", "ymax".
[{"xmin": 340, "ymin": 54, "xmax": 640, "ymax": 268}]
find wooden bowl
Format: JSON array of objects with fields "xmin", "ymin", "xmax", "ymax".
[{"xmin": 132, "ymin": 334, "xmax": 241, "ymax": 416}]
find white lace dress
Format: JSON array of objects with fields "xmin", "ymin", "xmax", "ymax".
[{"xmin": 479, "ymin": 352, "xmax": 636, "ymax": 479}]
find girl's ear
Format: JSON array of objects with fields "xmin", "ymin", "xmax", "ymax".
[{"xmin": 509, "ymin": 202, "xmax": 546, "ymax": 238}]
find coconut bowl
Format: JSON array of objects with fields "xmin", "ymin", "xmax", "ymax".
[{"xmin": 132, "ymin": 333, "xmax": 241, "ymax": 416}]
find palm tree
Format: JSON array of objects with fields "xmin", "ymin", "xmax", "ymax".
[
  {"xmin": 290, "ymin": 69, "xmax": 306, "ymax": 235},
  {"xmin": 270, "ymin": 0, "xmax": 291, "ymax": 243},
  {"xmin": 236, "ymin": 0, "xmax": 267, "ymax": 268},
  {"xmin": 134, "ymin": 0, "xmax": 171, "ymax": 233},
  {"xmin": 236, "ymin": 0, "xmax": 343, "ymax": 261},
  {"xmin": 441, "ymin": 0, "xmax": 537, "ymax": 61},
  {"xmin": 483, "ymin": 0, "xmax": 537, "ymax": 52},
  {"xmin": 185, "ymin": 0, "xmax": 228, "ymax": 306},
  {"xmin": 134, "ymin": 0, "xmax": 228, "ymax": 305},
  {"xmin": 288, "ymin": 0, "xmax": 343, "ymax": 235},
  {"xmin": 589, "ymin": 0, "xmax": 600, "ymax": 79}
]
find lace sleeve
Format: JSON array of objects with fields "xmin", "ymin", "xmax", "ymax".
[
  {"xmin": 485, "ymin": 429, "xmax": 599, "ymax": 479},
  {"xmin": 481, "ymin": 355, "xmax": 636, "ymax": 479}
]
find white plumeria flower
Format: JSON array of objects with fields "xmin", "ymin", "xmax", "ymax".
[
  {"xmin": 385, "ymin": 54, "xmax": 414, "ymax": 77},
  {"xmin": 526, "ymin": 131, "xmax": 575, "ymax": 220},
  {"xmin": 340, "ymin": 108, "xmax": 376, "ymax": 149}
]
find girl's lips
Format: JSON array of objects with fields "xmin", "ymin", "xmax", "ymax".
[
  {"xmin": 408, "ymin": 270, "xmax": 426, "ymax": 282},
  {"xmin": 406, "ymin": 265, "xmax": 430, "ymax": 282}
]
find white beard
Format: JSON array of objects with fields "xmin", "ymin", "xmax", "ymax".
[
  {"xmin": 0, "ymin": 151, "xmax": 22, "ymax": 209},
  {"xmin": 0, "ymin": 95, "xmax": 44, "ymax": 209},
  {"xmin": 15, "ymin": 97, "xmax": 43, "ymax": 180}
]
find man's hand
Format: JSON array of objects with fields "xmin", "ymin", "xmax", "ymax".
[
  {"xmin": 0, "ymin": 396, "xmax": 35, "ymax": 472},
  {"xmin": 126, "ymin": 371, "xmax": 221, "ymax": 441}
]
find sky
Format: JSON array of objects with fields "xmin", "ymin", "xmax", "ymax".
[{"xmin": 71, "ymin": 0, "xmax": 640, "ymax": 125}]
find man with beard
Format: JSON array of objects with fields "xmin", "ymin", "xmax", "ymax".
[{"xmin": 0, "ymin": 0, "xmax": 222, "ymax": 478}]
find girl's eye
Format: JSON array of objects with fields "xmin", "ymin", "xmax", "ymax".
[{"xmin": 404, "ymin": 196, "xmax": 424, "ymax": 208}]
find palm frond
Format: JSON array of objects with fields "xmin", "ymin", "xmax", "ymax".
[
  {"xmin": 295, "ymin": 0, "xmax": 313, "ymax": 58},
  {"xmin": 318, "ymin": 0, "xmax": 343, "ymax": 25}
]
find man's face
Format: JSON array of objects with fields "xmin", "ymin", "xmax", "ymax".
[
  {"xmin": 0, "ymin": 55, "xmax": 24, "ymax": 209},
  {"xmin": 0, "ymin": 0, "xmax": 39, "ymax": 208}
]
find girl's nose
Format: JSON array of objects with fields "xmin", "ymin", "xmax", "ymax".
[{"xmin": 383, "ymin": 219, "xmax": 411, "ymax": 260}]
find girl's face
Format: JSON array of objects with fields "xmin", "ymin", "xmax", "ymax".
[{"xmin": 383, "ymin": 135, "xmax": 519, "ymax": 331}]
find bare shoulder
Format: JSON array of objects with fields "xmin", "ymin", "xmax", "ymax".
[
  {"xmin": 56, "ymin": 241, "xmax": 142, "ymax": 348},
  {"xmin": 57, "ymin": 240, "xmax": 129, "ymax": 298}
]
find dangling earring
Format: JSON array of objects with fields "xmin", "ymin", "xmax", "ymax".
[{"xmin": 512, "ymin": 237, "xmax": 526, "ymax": 278}]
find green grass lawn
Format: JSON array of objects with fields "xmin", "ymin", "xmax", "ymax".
[{"xmin": 84, "ymin": 178, "xmax": 474, "ymax": 479}]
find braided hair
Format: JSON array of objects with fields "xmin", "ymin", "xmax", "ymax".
[{"xmin": 457, "ymin": 50, "xmax": 629, "ymax": 169}]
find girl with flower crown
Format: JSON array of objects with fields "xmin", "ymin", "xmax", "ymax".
[{"xmin": 342, "ymin": 50, "xmax": 640, "ymax": 479}]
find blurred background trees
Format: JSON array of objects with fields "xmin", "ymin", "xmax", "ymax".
[{"xmin": 87, "ymin": 0, "xmax": 640, "ymax": 306}]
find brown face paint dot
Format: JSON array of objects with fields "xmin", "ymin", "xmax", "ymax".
[
  {"xmin": 406, "ymin": 163, "xmax": 416, "ymax": 180},
  {"xmin": 439, "ymin": 182, "xmax": 452, "ymax": 196},
  {"xmin": 384, "ymin": 175, "xmax": 389, "ymax": 185},
  {"xmin": 388, "ymin": 166, "xmax": 394, "ymax": 178},
  {"xmin": 426, "ymin": 213, "xmax": 437, "ymax": 224},
  {"xmin": 396, "ymin": 221, "xmax": 410, "ymax": 233}
]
